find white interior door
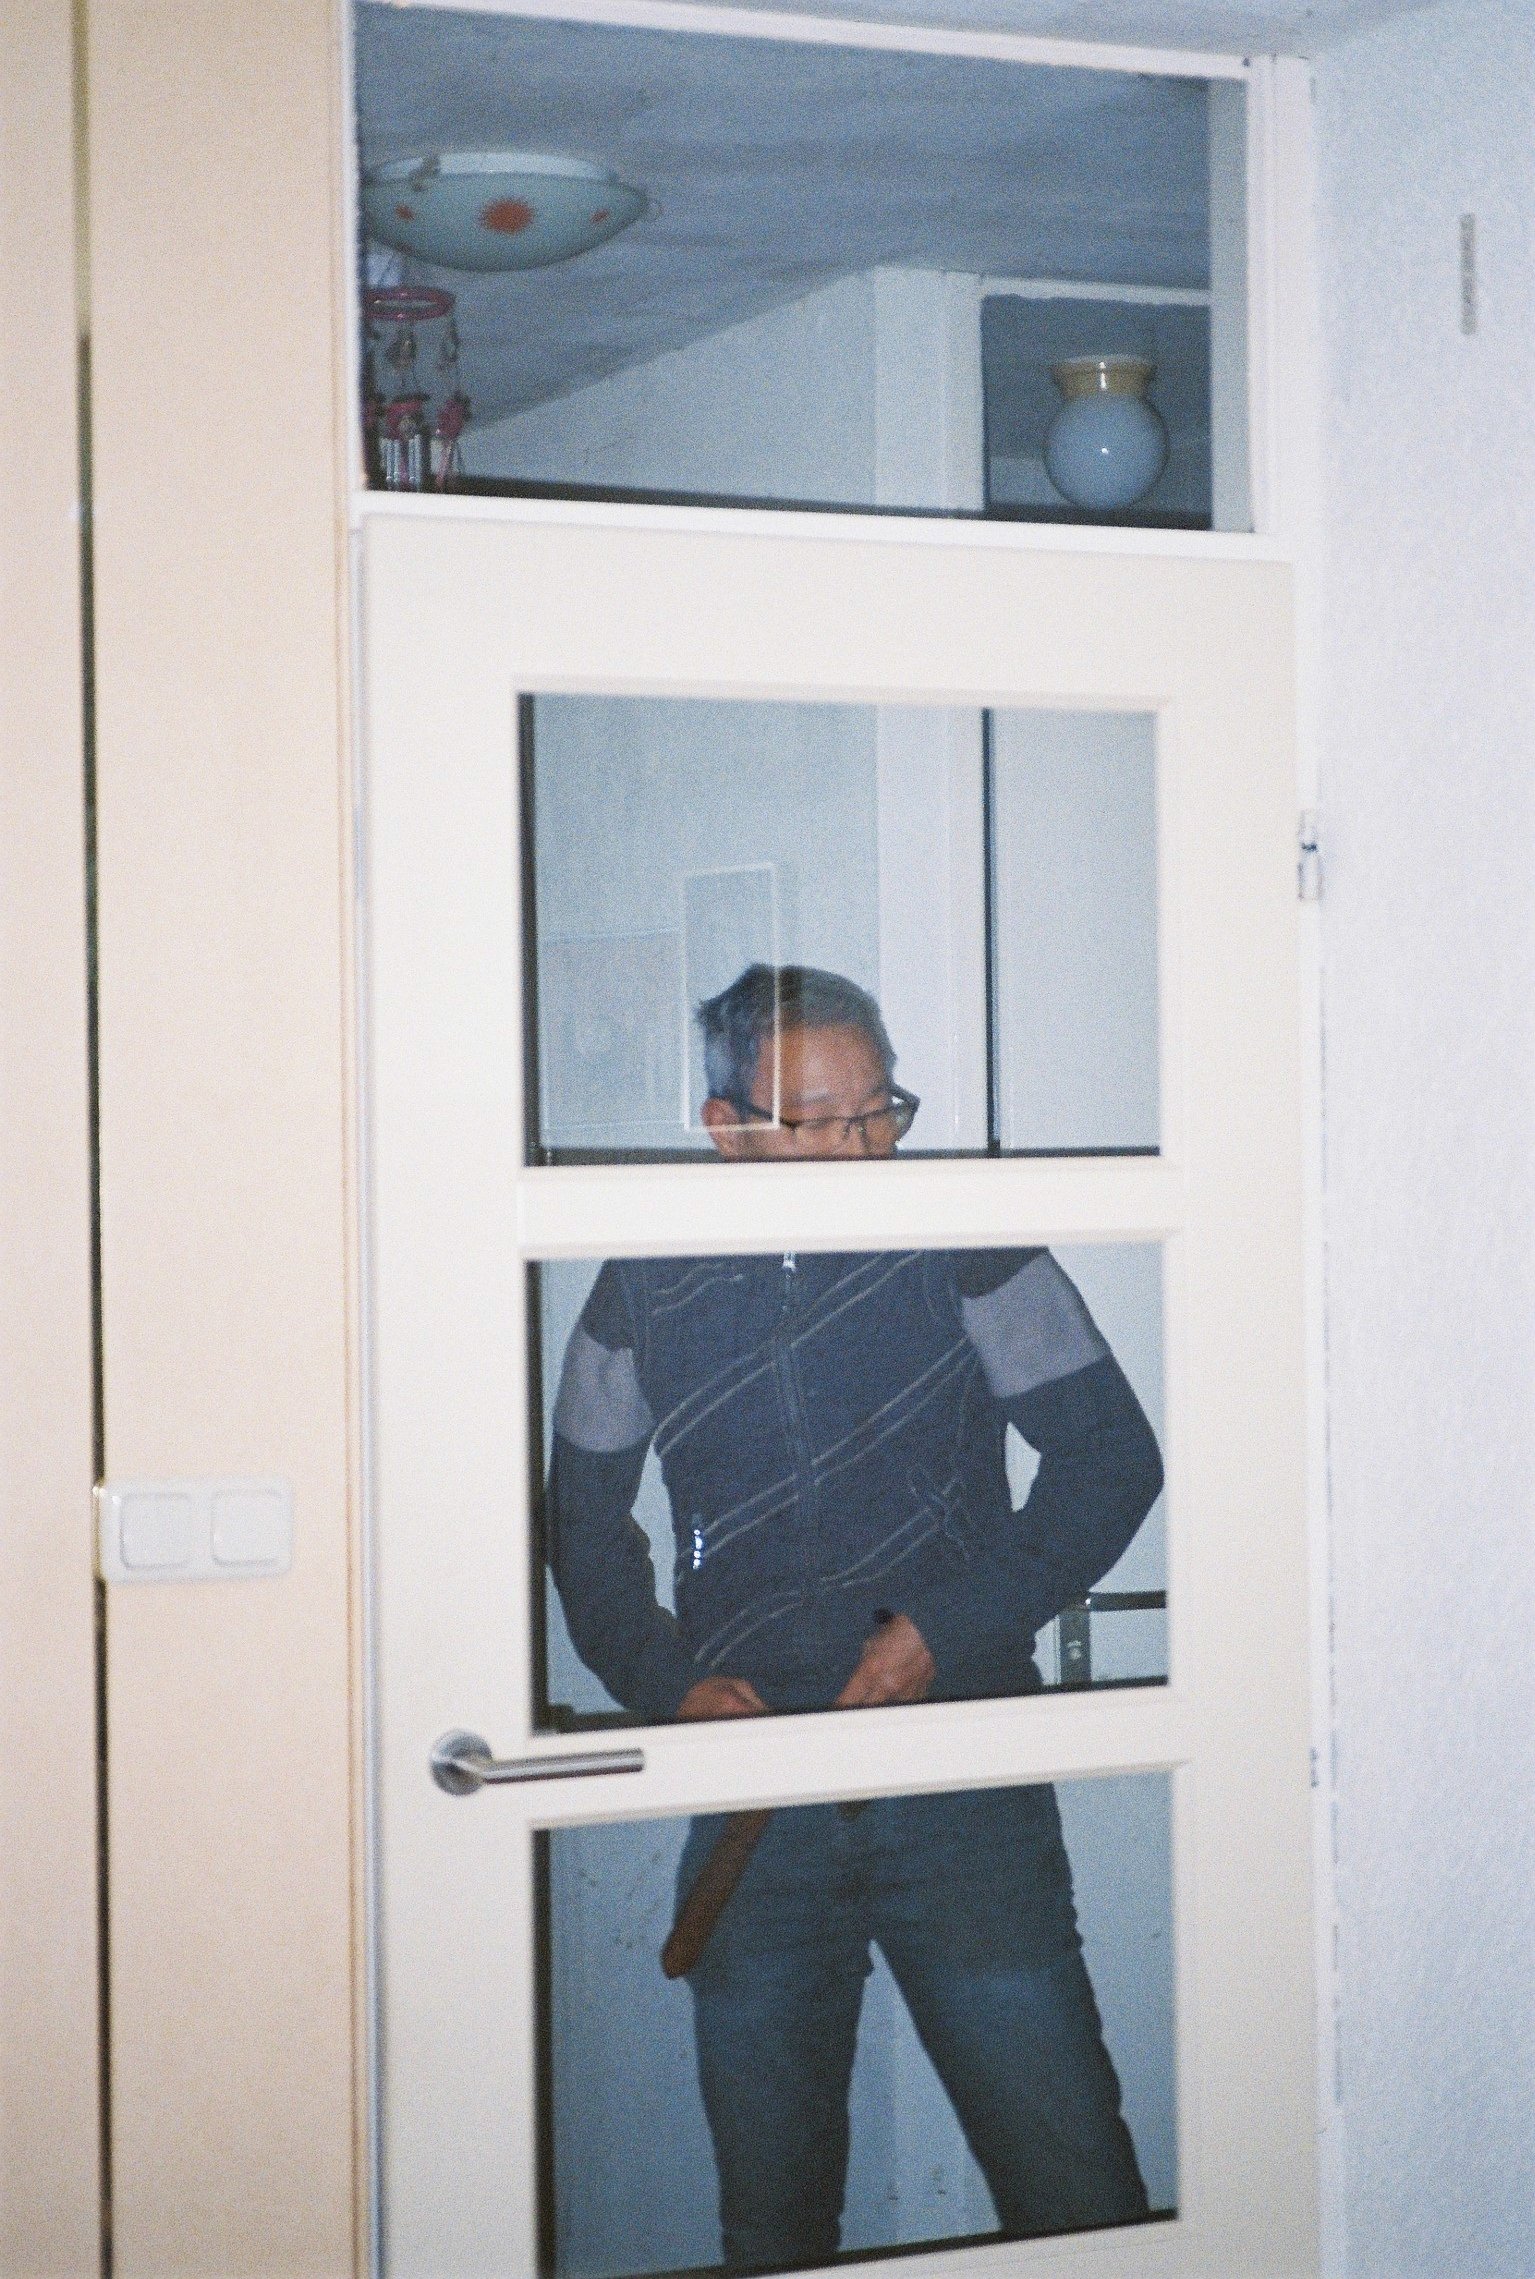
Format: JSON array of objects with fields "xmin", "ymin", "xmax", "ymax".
[{"xmin": 361, "ymin": 501, "xmax": 1315, "ymax": 2279}]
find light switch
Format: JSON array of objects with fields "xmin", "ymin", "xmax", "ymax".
[
  {"xmin": 120, "ymin": 1491, "xmax": 197, "ymax": 1572},
  {"xmin": 98, "ymin": 1478, "xmax": 293, "ymax": 1582},
  {"xmin": 212, "ymin": 1487, "xmax": 288, "ymax": 1568}
]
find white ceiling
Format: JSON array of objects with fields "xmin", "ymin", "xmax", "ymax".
[{"xmin": 625, "ymin": 0, "xmax": 1441, "ymax": 53}]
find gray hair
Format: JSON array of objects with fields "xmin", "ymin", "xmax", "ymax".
[{"xmin": 696, "ymin": 964, "xmax": 896, "ymax": 1104}]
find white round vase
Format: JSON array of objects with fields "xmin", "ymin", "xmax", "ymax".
[{"xmin": 1043, "ymin": 354, "xmax": 1169, "ymax": 513}]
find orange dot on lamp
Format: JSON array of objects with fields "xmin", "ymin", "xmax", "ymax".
[{"xmin": 481, "ymin": 197, "xmax": 535, "ymax": 236}]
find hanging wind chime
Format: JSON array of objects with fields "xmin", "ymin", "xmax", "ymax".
[{"xmin": 363, "ymin": 283, "xmax": 471, "ymax": 492}]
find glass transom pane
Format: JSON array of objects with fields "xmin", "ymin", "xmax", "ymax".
[{"xmin": 354, "ymin": 10, "xmax": 1250, "ymax": 531}]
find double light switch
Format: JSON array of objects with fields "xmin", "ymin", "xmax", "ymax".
[{"xmin": 97, "ymin": 1478, "xmax": 293, "ymax": 1582}]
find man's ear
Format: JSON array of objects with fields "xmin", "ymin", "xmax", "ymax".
[{"xmin": 700, "ymin": 1096, "xmax": 752, "ymax": 1158}]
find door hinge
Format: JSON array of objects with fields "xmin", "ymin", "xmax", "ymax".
[{"xmin": 1298, "ymin": 810, "xmax": 1321, "ymax": 902}]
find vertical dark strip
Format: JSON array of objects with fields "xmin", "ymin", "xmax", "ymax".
[
  {"xmin": 527, "ymin": 1263, "xmax": 551, "ymax": 1730},
  {"xmin": 980, "ymin": 709, "xmax": 1001, "ymax": 1156},
  {"xmin": 521, "ymin": 695, "xmax": 552, "ymax": 1726},
  {"xmin": 523, "ymin": 705, "xmax": 558, "ymax": 2264},
  {"xmin": 532, "ymin": 1828, "xmax": 558, "ymax": 2279},
  {"xmin": 76, "ymin": 325, "xmax": 112, "ymax": 2275},
  {"xmin": 519, "ymin": 694, "xmax": 545, "ymax": 1166},
  {"xmin": 69, "ymin": 8, "xmax": 111, "ymax": 2251},
  {"xmin": 978, "ymin": 296, "xmax": 996, "ymax": 517}
]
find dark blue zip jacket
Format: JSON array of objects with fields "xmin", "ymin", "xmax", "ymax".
[{"xmin": 548, "ymin": 1247, "xmax": 1162, "ymax": 1720}]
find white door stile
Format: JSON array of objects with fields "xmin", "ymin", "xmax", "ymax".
[
  {"xmin": 515, "ymin": 1161, "xmax": 1183, "ymax": 1258},
  {"xmin": 504, "ymin": 1690, "xmax": 1197, "ymax": 1827},
  {"xmin": 364, "ymin": 505, "xmax": 1315, "ymax": 2278},
  {"xmin": 352, "ymin": 483, "xmax": 1291, "ymax": 564},
  {"xmin": 359, "ymin": 512, "xmax": 1288, "ymax": 713}
]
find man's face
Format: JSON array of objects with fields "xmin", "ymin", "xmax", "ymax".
[{"xmin": 701, "ymin": 1021, "xmax": 900, "ymax": 1160}]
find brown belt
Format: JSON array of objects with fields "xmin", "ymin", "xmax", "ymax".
[{"xmin": 661, "ymin": 1799, "xmax": 869, "ymax": 1978}]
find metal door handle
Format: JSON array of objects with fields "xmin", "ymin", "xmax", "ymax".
[{"xmin": 430, "ymin": 1728, "xmax": 645, "ymax": 1795}]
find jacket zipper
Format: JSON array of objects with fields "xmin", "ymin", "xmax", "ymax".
[{"xmin": 773, "ymin": 1254, "xmax": 819, "ymax": 1559}]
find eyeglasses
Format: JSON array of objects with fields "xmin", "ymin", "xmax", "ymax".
[{"xmin": 722, "ymin": 1083, "xmax": 920, "ymax": 1150}]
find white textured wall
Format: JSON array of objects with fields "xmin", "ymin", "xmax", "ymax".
[
  {"xmin": 472, "ymin": 267, "xmax": 984, "ymax": 509},
  {"xmin": 473, "ymin": 272, "xmax": 877, "ymax": 499},
  {"xmin": 1315, "ymin": 5, "xmax": 1535, "ymax": 2272}
]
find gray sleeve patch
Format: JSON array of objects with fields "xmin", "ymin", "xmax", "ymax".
[
  {"xmin": 960, "ymin": 1252, "xmax": 1109, "ymax": 1399},
  {"xmin": 553, "ymin": 1326, "xmax": 655, "ymax": 1453}
]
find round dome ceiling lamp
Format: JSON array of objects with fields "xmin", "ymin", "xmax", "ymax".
[
  {"xmin": 1043, "ymin": 355, "xmax": 1169, "ymax": 514},
  {"xmin": 361, "ymin": 151, "xmax": 648, "ymax": 273}
]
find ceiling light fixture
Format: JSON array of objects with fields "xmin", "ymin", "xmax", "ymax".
[
  {"xmin": 362, "ymin": 150, "xmax": 648, "ymax": 273},
  {"xmin": 1043, "ymin": 355, "xmax": 1169, "ymax": 513}
]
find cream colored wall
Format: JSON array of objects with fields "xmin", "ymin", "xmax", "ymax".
[
  {"xmin": 0, "ymin": 4, "xmax": 101, "ymax": 2272},
  {"xmin": 83, "ymin": 0, "xmax": 362, "ymax": 2270}
]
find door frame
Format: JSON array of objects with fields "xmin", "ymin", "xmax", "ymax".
[
  {"xmin": 50, "ymin": 0, "xmax": 1331, "ymax": 2271},
  {"xmin": 346, "ymin": 23, "xmax": 1335, "ymax": 2278}
]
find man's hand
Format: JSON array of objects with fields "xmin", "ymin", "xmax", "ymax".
[
  {"xmin": 835, "ymin": 1613, "xmax": 936, "ymax": 1709},
  {"xmin": 676, "ymin": 1675, "xmax": 768, "ymax": 1721}
]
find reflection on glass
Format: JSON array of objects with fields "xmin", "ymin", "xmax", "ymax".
[
  {"xmin": 536, "ymin": 1235, "xmax": 1165, "ymax": 1732},
  {"xmin": 356, "ymin": 12, "xmax": 1249, "ymax": 529},
  {"xmin": 542, "ymin": 1775, "xmax": 1175, "ymax": 2277},
  {"xmin": 527, "ymin": 696, "xmax": 879, "ymax": 1157},
  {"xmin": 525, "ymin": 695, "xmax": 1159, "ymax": 1163}
]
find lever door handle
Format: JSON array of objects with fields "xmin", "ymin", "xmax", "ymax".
[{"xmin": 431, "ymin": 1728, "xmax": 645, "ymax": 1795}]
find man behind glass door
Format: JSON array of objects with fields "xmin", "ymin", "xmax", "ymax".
[{"xmin": 548, "ymin": 965, "xmax": 1161, "ymax": 2268}]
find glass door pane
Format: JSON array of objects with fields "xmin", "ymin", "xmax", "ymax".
[
  {"xmin": 534, "ymin": 1240, "xmax": 1167, "ymax": 1732},
  {"xmin": 525, "ymin": 694, "xmax": 1160, "ymax": 1162},
  {"xmin": 542, "ymin": 1772, "xmax": 1175, "ymax": 2278}
]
